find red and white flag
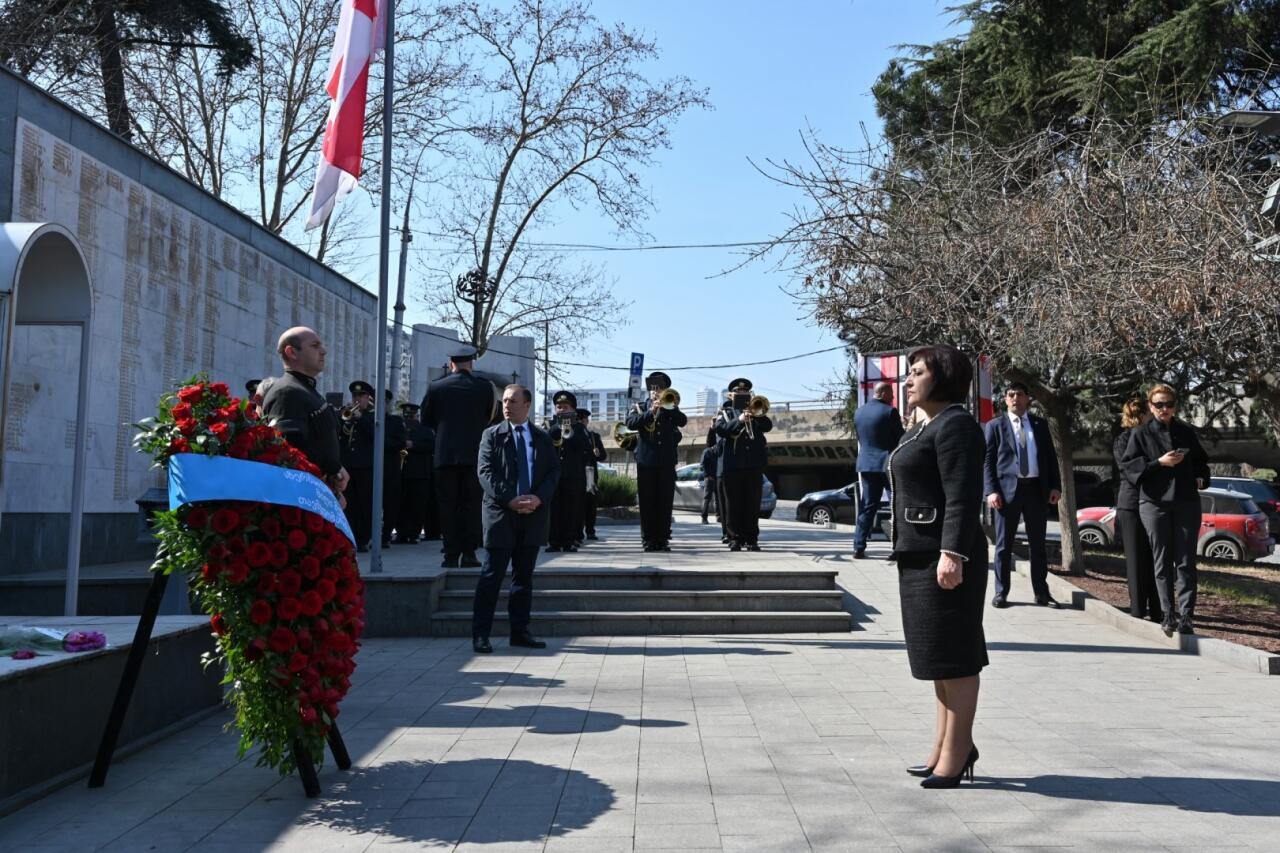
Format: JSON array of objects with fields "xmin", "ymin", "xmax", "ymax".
[{"xmin": 305, "ymin": 0, "xmax": 385, "ymax": 231}]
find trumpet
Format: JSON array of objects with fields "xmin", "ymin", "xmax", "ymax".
[
  {"xmin": 613, "ymin": 421, "xmax": 640, "ymax": 451},
  {"xmin": 545, "ymin": 412, "xmax": 574, "ymax": 446},
  {"xmin": 658, "ymin": 388, "xmax": 680, "ymax": 410},
  {"xmin": 339, "ymin": 402, "xmax": 363, "ymax": 421}
]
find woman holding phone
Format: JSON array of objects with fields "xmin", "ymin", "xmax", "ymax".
[
  {"xmin": 888, "ymin": 345, "xmax": 988, "ymax": 788},
  {"xmin": 1121, "ymin": 384, "xmax": 1210, "ymax": 636}
]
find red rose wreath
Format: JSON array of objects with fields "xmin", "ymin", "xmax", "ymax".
[{"xmin": 136, "ymin": 376, "xmax": 363, "ymax": 773}]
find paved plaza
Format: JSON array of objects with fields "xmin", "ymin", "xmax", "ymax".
[{"xmin": 2, "ymin": 516, "xmax": 1279, "ymax": 852}]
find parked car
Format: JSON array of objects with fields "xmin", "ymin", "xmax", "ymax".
[
  {"xmin": 1073, "ymin": 487, "xmax": 1275, "ymax": 561},
  {"xmin": 1209, "ymin": 477, "xmax": 1280, "ymax": 533},
  {"xmin": 794, "ymin": 482, "xmax": 892, "ymax": 537},
  {"xmin": 1067, "ymin": 470, "xmax": 1115, "ymax": 510},
  {"xmin": 672, "ymin": 464, "xmax": 776, "ymax": 519}
]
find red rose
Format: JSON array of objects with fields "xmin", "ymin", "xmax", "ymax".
[
  {"xmin": 268, "ymin": 627, "xmax": 296, "ymax": 653},
  {"xmin": 315, "ymin": 578, "xmax": 337, "ymax": 603},
  {"xmin": 312, "ymin": 538, "xmax": 333, "ymax": 561},
  {"xmin": 210, "ymin": 613, "xmax": 228, "ymax": 635},
  {"xmin": 303, "ymin": 513, "xmax": 325, "ymax": 533},
  {"xmin": 224, "ymin": 560, "xmax": 250, "ymax": 585},
  {"xmin": 288, "ymin": 652, "xmax": 309, "ymax": 673},
  {"xmin": 177, "ymin": 384, "xmax": 205, "ymax": 403},
  {"xmin": 167, "ymin": 437, "xmax": 191, "ymax": 454},
  {"xmin": 287, "ymin": 529, "xmax": 308, "ymax": 551},
  {"xmin": 260, "ymin": 517, "xmax": 281, "ymax": 539},
  {"xmin": 247, "ymin": 542, "xmax": 272, "ymax": 568},
  {"xmin": 299, "ymin": 590, "xmax": 323, "ymax": 617},
  {"xmin": 278, "ymin": 570, "xmax": 302, "ymax": 597},
  {"xmin": 170, "ymin": 402, "xmax": 193, "ymax": 420},
  {"xmin": 313, "ymin": 617, "xmax": 331, "ymax": 634},
  {"xmin": 268, "ymin": 541, "xmax": 289, "ymax": 568},
  {"xmin": 249, "ymin": 600, "xmax": 273, "ymax": 625},
  {"xmin": 280, "ymin": 507, "xmax": 302, "ymax": 526},
  {"xmin": 256, "ymin": 571, "xmax": 278, "ymax": 594},
  {"xmin": 200, "ymin": 563, "xmax": 220, "ymax": 583},
  {"xmin": 176, "ymin": 418, "xmax": 198, "ymax": 436},
  {"xmin": 209, "ymin": 422, "xmax": 232, "ymax": 442},
  {"xmin": 296, "ymin": 628, "xmax": 313, "ymax": 650},
  {"xmin": 277, "ymin": 597, "xmax": 302, "ymax": 621},
  {"xmin": 299, "ymin": 705, "xmax": 318, "ymax": 726},
  {"xmin": 185, "ymin": 507, "xmax": 208, "ymax": 529},
  {"xmin": 211, "ymin": 509, "xmax": 240, "ymax": 535},
  {"xmin": 299, "ymin": 556, "xmax": 321, "ymax": 580},
  {"xmin": 244, "ymin": 643, "xmax": 264, "ymax": 663},
  {"xmin": 243, "ymin": 407, "xmax": 259, "ymax": 421},
  {"xmin": 210, "ymin": 382, "xmax": 230, "ymax": 398}
]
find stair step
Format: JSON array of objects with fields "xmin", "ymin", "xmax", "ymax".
[
  {"xmin": 431, "ymin": 611, "xmax": 853, "ymax": 636},
  {"xmin": 442, "ymin": 568, "xmax": 838, "ymax": 591},
  {"xmin": 435, "ymin": 589, "xmax": 844, "ymax": 612}
]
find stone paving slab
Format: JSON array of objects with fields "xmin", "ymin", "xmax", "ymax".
[{"xmin": 1, "ymin": 517, "xmax": 1278, "ymax": 851}]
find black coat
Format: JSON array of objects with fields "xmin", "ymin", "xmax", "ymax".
[
  {"xmin": 478, "ymin": 420, "xmax": 561, "ymax": 548},
  {"xmin": 625, "ymin": 403, "xmax": 688, "ymax": 468},
  {"xmin": 1121, "ymin": 417, "xmax": 1210, "ymax": 504},
  {"xmin": 544, "ymin": 418, "xmax": 594, "ymax": 486},
  {"xmin": 713, "ymin": 410, "xmax": 772, "ymax": 472},
  {"xmin": 700, "ymin": 444, "xmax": 720, "ymax": 477},
  {"xmin": 340, "ymin": 409, "xmax": 376, "ymax": 470},
  {"xmin": 261, "ymin": 370, "xmax": 342, "ymax": 476},
  {"xmin": 587, "ymin": 430, "xmax": 607, "ymax": 468},
  {"xmin": 1113, "ymin": 429, "xmax": 1139, "ymax": 511},
  {"xmin": 403, "ymin": 422, "xmax": 435, "ymax": 479},
  {"xmin": 421, "ymin": 370, "xmax": 495, "ymax": 467},
  {"xmin": 888, "ymin": 404, "xmax": 986, "ymax": 556}
]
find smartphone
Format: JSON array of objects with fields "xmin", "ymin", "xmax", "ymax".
[{"xmin": 1175, "ymin": 447, "xmax": 1189, "ymax": 455}]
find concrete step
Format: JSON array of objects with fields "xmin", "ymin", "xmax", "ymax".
[
  {"xmin": 435, "ymin": 589, "xmax": 845, "ymax": 613},
  {"xmin": 442, "ymin": 568, "xmax": 838, "ymax": 592},
  {"xmin": 430, "ymin": 610, "xmax": 853, "ymax": 636}
]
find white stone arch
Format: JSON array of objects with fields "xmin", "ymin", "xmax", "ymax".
[{"xmin": 0, "ymin": 222, "xmax": 94, "ymax": 615}]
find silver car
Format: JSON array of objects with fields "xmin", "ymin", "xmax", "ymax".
[{"xmin": 672, "ymin": 464, "xmax": 776, "ymax": 519}]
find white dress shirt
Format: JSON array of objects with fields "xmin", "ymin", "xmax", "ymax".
[
  {"xmin": 510, "ymin": 420, "xmax": 535, "ymax": 490},
  {"xmin": 1006, "ymin": 411, "xmax": 1039, "ymax": 478}
]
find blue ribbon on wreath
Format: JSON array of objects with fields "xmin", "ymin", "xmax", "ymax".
[{"xmin": 167, "ymin": 453, "xmax": 356, "ymax": 547}]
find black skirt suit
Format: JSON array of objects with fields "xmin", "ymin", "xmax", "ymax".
[{"xmin": 888, "ymin": 404, "xmax": 990, "ymax": 680}]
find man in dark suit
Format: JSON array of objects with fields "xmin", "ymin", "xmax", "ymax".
[
  {"xmin": 984, "ymin": 381, "xmax": 1063, "ymax": 608},
  {"xmin": 700, "ymin": 429, "xmax": 721, "ymax": 525},
  {"xmin": 472, "ymin": 384, "xmax": 560, "ymax": 653},
  {"xmin": 395, "ymin": 403, "xmax": 432, "ymax": 544},
  {"xmin": 261, "ymin": 327, "xmax": 346, "ymax": 496},
  {"xmin": 422, "ymin": 347, "xmax": 496, "ymax": 568},
  {"xmin": 853, "ymin": 382, "xmax": 905, "ymax": 558},
  {"xmin": 577, "ymin": 408, "xmax": 608, "ymax": 541},
  {"xmin": 340, "ymin": 380, "xmax": 376, "ymax": 552},
  {"xmin": 378, "ymin": 390, "xmax": 408, "ymax": 548}
]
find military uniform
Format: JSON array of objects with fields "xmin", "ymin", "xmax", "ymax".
[
  {"xmin": 396, "ymin": 403, "xmax": 436, "ymax": 543},
  {"xmin": 625, "ymin": 372, "xmax": 687, "ymax": 551},
  {"xmin": 713, "ymin": 378, "xmax": 772, "ymax": 551},
  {"xmin": 380, "ymin": 391, "xmax": 407, "ymax": 547},
  {"xmin": 340, "ymin": 380, "xmax": 377, "ymax": 550},
  {"xmin": 578, "ymin": 408, "xmax": 607, "ymax": 541},
  {"xmin": 545, "ymin": 392, "xmax": 594, "ymax": 551},
  {"xmin": 421, "ymin": 350, "xmax": 496, "ymax": 567},
  {"xmin": 261, "ymin": 370, "xmax": 342, "ymax": 477},
  {"xmin": 700, "ymin": 431, "xmax": 721, "ymax": 525}
]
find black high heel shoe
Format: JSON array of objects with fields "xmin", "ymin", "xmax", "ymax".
[
  {"xmin": 920, "ymin": 745, "xmax": 978, "ymax": 789},
  {"xmin": 906, "ymin": 763, "xmax": 935, "ymax": 778}
]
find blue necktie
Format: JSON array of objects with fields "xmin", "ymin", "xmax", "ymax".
[{"xmin": 514, "ymin": 425, "xmax": 531, "ymax": 495}]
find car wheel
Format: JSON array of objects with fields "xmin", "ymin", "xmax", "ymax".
[
  {"xmin": 1203, "ymin": 538, "xmax": 1243, "ymax": 562},
  {"xmin": 808, "ymin": 505, "xmax": 833, "ymax": 526},
  {"xmin": 1078, "ymin": 526, "xmax": 1108, "ymax": 547}
]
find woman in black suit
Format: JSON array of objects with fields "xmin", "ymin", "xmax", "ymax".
[
  {"xmin": 888, "ymin": 344, "xmax": 988, "ymax": 788},
  {"xmin": 1113, "ymin": 397, "xmax": 1161, "ymax": 622}
]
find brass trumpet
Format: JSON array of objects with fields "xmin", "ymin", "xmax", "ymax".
[
  {"xmin": 613, "ymin": 421, "xmax": 639, "ymax": 451},
  {"xmin": 658, "ymin": 388, "xmax": 680, "ymax": 410},
  {"xmin": 546, "ymin": 412, "xmax": 574, "ymax": 447}
]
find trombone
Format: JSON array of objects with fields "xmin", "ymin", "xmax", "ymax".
[{"xmin": 739, "ymin": 394, "xmax": 770, "ymax": 439}]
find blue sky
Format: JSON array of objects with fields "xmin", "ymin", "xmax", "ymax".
[{"xmin": 395, "ymin": 1, "xmax": 961, "ymax": 402}]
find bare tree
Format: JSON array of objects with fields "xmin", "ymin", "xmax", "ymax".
[
  {"xmin": 764, "ymin": 120, "xmax": 1280, "ymax": 573},
  {"xmin": 418, "ymin": 0, "xmax": 710, "ymax": 355}
]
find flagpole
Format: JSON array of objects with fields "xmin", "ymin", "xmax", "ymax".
[{"xmin": 370, "ymin": 0, "xmax": 395, "ymax": 575}]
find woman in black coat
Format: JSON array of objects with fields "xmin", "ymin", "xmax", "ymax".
[
  {"xmin": 1113, "ymin": 397, "xmax": 1161, "ymax": 622},
  {"xmin": 887, "ymin": 344, "xmax": 988, "ymax": 788}
]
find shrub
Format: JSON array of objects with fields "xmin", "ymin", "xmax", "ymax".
[{"xmin": 596, "ymin": 471, "xmax": 637, "ymax": 508}]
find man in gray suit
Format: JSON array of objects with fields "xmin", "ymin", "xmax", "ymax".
[
  {"xmin": 853, "ymin": 382, "xmax": 905, "ymax": 558},
  {"xmin": 472, "ymin": 385, "xmax": 561, "ymax": 653}
]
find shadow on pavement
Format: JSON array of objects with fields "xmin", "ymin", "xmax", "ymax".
[
  {"xmin": 985, "ymin": 775, "xmax": 1280, "ymax": 816},
  {"xmin": 416, "ymin": 704, "xmax": 686, "ymax": 735},
  {"xmin": 303, "ymin": 758, "xmax": 615, "ymax": 845},
  {"xmin": 558, "ymin": 643, "xmax": 789, "ymax": 656},
  {"xmin": 712, "ymin": 637, "xmax": 1181, "ymax": 655}
]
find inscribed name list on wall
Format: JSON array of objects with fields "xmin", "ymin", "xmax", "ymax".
[{"xmin": 7, "ymin": 119, "xmax": 372, "ymax": 515}]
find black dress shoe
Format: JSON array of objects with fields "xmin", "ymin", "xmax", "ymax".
[
  {"xmin": 510, "ymin": 633, "xmax": 547, "ymax": 649},
  {"xmin": 546, "ymin": 545, "xmax": 562, "ymax": 553},
  {"xmin": 747, "ymin": 543, "xmax": 762, "ymax": 551},
  {"xmin": 906, "ymin": 763, "xmax": 936, "ymax": 778},
  {"xmin": 1035, "ymin": 596, "xmax": 1062, "ymax": 609},
  {"xmin": 921, "ymin": 746, "xmax": 978, "ymax": 789},
  {"xmin": 729, "ymin": 542, "xmax": 742, "ymax": 552},
  {"xmin": 660, "ymin": 543, "xmax": 672, "ymax": 552},
  {"xmin": 473, "ymin": 636, "xmax": 493, "ymax": 654},
  {"xmin": 991, "ymin": 595, "xmax": 1008, "ymax": 608},
  {"xmin": 586, "ymin": 534, "xmax": 598, "ymax": 540},
  {"xmin": 460, "ymin": 553, "xmax": 482, "ymax": 568},
  {"xmin": 1149, "ymin": 611, "xmax": 1165, "ymax": 624},
  {"xmin": 854, "ymin": 549, "xmax": 867, "ymax": 559},
  {"xmin": 565, "ymin": 545, "xmax": 579, "ymax": 552},
  {"xmin": 1177, "ymin": 616, "xmax": 1195, "ymax": 635},
  {"xmin": 1160, "ymin": 617, "xmax": 1177, "ymax": 636}
]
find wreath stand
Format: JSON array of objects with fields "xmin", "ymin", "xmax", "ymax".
[{"xmin": 88, "ymin": 570, "xmax": 351, "ymax": 797}]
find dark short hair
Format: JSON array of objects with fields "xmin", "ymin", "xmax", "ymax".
[
  {"xmin": 1004, "ymin": 381, "xmax": 1029, "ymax": 395},
  {"xmin": 503, "ymin": 383, "xmax": 532, "ymax": 404},
  {"xmin": 907, "ymin": 345, "xmax": 973, "ymax": 405}
]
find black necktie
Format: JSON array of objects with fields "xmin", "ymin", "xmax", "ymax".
[
  {"xmin": 514, "ymin": 425, "xmax": 531, "ymax": 495},
  {"xmin": 1016, "ymin": 417, "xmax": 1030, "ymax": 477}
]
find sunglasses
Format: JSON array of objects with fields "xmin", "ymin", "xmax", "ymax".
[{"xmin": 1150, "ymin": 401, "xmax": 1177, "ymax": 410}]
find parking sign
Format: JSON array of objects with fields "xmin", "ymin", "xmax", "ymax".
[{"xmin": 628, "ymin": 353, "xmax": 644, "ymax": 400}]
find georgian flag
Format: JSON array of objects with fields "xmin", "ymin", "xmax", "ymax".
[{"xmin": 305, "ymin": 0, "xmax": 385, "ymax": 230}]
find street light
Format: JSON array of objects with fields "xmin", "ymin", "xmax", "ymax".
[{"xmin": 1219, "ymin": 110, "xmax": 1280, "ymax": 135}]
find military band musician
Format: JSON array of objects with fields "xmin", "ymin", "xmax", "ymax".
[{"xmin": 626, "ymin": 371, "xmax": 687, "ymax": 552}]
